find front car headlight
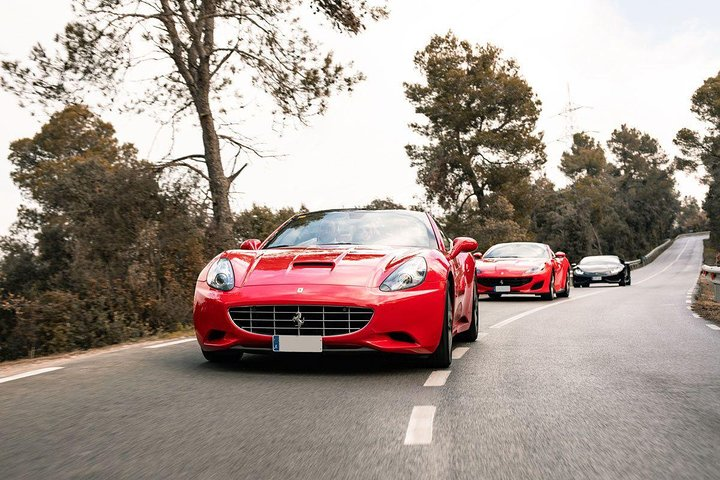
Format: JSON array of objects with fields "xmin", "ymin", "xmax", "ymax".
[
  {"xmin": 610, "ymin": 266, "xmax": 624, "ymax": 275},
  {"xmin": 524, "ymin": 264, "xmax": 546, "ymax": 275},
  {"xmin": 380, "ymin": 257, "xmax": 427, "ymax": 292},
  {"xmin": 207, "ymin": 258, "xmax": 235, "ymax": 291},
  {"xmin": 574, "ymin": 267, "xmax": 584, "ymax": 275}
]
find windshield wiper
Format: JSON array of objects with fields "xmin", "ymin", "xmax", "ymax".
[
  {"xmin": 264, "ymin": 244, "xmax": 293, "ymax": 249},
  {"xmin": 318, "ymin": 242, "xmax": 356, "ymax": 246}
]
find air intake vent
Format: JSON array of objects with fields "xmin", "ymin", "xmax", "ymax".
[{"xmin": 292, "ymin": 261, "xmax": 335, "ymax": 268}]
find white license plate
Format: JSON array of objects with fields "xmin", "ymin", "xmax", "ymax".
[
  {"xmin": 495, "ymin": 285, "xmax": 511, "ymax": 292},
  {"xmin": 592, "ymin": 276, "xmax": 602, "ymax": 281},
  {"xmin": 272, "ymin": 335, "xmax": 322, "ymax": 352}
]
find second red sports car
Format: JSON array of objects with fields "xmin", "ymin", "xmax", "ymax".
[
  {"xmin": 475, "ymin": 242, "xmax": 571, "ymax": 300},
  {"xmin": 193, "ymin": 209, "xmax": 478, "ymax": 367}
]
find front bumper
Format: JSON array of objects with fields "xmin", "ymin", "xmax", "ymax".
[
  {"xmin": 193, "ymin": 282, "xmax": 446, "ymax": 355},
  {"xmin": 573, "ymin": 272, "xmax": 624, "ymax": 285},
  {"xmin": 475, "ymin": 272, "xmax": 549, "ymax": 295}
]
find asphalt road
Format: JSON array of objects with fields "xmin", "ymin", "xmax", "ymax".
[{"xmin": 2, "ymin": 233, "xmax": 719, "ymax": 480}]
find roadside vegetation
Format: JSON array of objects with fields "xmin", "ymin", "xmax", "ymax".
[{"xmin": 0, "ymin": 14, "xmax": 714, "ymax": 361}]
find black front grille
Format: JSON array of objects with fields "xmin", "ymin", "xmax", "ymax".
[
  {"xmin": 477, "ymin": 277, "xmax": 532, "ymax": 287},
  {"xmin": 229, "ymin": 305, "xmax": 374, "ymax": 337}
]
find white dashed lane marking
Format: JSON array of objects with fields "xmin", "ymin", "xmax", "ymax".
[
  {"xmin": 424, "ymin": 370, "xmax": 451, "ymax": 387},
  {"xmin": 452, "ymin": 347, "xmax": 469, "ymax": 360},
  {"xmin": 707, "ymin": 324, "xmax": 720, "ymax": 331},
  {"xmin": 404, "ymin": 406, "xmax": 436, "ymax": 445},
  {"xmin": 145, "ymin": 338, "xmax": 195, "ymax": 349},
  {"xmin": 0, "ymin": 367, "xmax": 64, "ymax": 384}
]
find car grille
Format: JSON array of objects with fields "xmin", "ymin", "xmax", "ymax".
[
  {"xmin": 228, "ymin": 305, "xmax": 374, "ymax": 337},
  {"xmin": 477, "ymin": 277, "xmax": 532, "ymax": 287}
]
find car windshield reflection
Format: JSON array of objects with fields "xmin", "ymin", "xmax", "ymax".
[{"xmin": 264, "ymin": 210, "xmax": 437, "ymax": 249}]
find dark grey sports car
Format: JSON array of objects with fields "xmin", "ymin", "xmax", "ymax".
[{"xmin": 572, "ymin": 255, "xmax": 631, "ymax": 287}]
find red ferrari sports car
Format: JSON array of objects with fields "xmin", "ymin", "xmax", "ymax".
[
  {"xmin": 475, "ymin": 242, "xmax": 571, "ymax": 300},
  {"xmin": 194, "ymin": 209, "xmax": 478, "ymax": 367}
]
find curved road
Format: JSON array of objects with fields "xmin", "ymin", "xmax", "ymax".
[{"xmin": 1, "ymin": 233, "xmax": 719, "ymax": 479}]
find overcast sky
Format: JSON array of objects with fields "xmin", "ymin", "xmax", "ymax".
[{"xmin": 1, "ymin": 0, "xmax": 720, "ymax": 236}]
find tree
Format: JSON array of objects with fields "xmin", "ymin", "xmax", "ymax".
[
  {"xmin": 675, "ymin": 196, "xmax": 707, "ymax": 234},
  {"xmin": 404, "ymin": 32, "xmax": 546, "ymax": 216},
  {"xmin": 675, "ymin": 71, "xmax": 720, "ymax": 244},
  {"xmin": 1, "ymin": 0, "xmax": 387, "ymax": 249},
  {"xmin": 234, "ymin": 204, "xmax": 303, "ymax": 241},
  {"xmin": 560, "ymin": 132, "xmax": 608, "ymax": 180},
  {"xmin": 363, "ymin": 198, "xmax": 405, "ymax": 210},
  {"xmin": 0, "ymin": 105, "xmax": 209, "ymax": 360},
  {"xmin": 608, "ymin": 125, "xmax": 679, "ymax": 252}
]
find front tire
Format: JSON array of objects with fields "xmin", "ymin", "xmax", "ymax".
[
  {"xmin": 202, "ymin": 349, "xmax": 243, "ymax": 363},
  {"xmin": 428, "ymin": 289, "xmax": 453, "ymax": 368},
  {"xmin": 541, "ymin": 273, "xmax": 556, "ymax": 301},
  {"xmin": 457, "ymin": 288, "xmax": 479, "ymax": 342}
]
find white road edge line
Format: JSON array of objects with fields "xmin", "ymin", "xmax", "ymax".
[
  {"xmin": 452, "ymin": 347, "xmax": 469, "ymax": 360},
  {"xmin": 145, "ymin": 338, "xmax": 195, "ymax": 349},
  {"xmin": 490, "ymin": 291, "xmax": 602, "ymax": 329},
  {"xmin": 424, "ymin": 370, "xmax": 451, "ymax": 387},
  {"xmin": 404, "ymin": 406, "xmax": 436, "ymax": 445},
  {"xmin": 0, "ymin": 367, "xmax": 64, "ymax": 384},
  {"xmin": 707, "ymin": 324, "xmax": 720, "ymax": 331}
]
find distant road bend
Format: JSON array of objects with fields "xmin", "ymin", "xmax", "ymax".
[{"xmin": 1, "ymin": 233, "xmax": 719, "ymax": 479}]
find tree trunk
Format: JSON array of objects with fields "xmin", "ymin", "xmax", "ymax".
[{"xmin": 196, "ymin": 96, "xmax": 233, "ymax": 251}]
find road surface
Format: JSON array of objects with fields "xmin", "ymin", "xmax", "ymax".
[{"xmin": 1, "ymin": 233, "xmax": 719, "ymax": 479}]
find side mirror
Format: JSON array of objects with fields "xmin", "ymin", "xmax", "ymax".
[
  {"xmin": 448, "ymin": 237, "xmax": 478, "ymax": 260},
  {"xmin": 473, "ymin": 252, "xmax": 483, "ymax": 260},
  {"xmin": 571, "ymin": 263, "xmax": 577, "ymax": 268},
  {"xmin": 555, "ymin": 251, "xmax": 566, "ymax": 258},
  {"xmin": 240, "ymin": 239, "xmax": 262, "ymax": 250}
]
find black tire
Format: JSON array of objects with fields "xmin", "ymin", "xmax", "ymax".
[
  {"xmin": 428, "ymin": 288, "xmax": 453, "ymax": 368},
  {"xmin": 557, "ymin": 271, "xmax": 570, "ymax": 298},
  {"xmin": 457, "ymin": 288, "xmax": 479, "ymax": 342},
  {"xmin": 619, "ymin": 268, "xmax": 629, "ymax": 286},
  {"xmin": 541, "ymin": 274, "xmax": 556, "ymax": 301},
  {"xmin": 627, "ymin": 274, "xmax": 631, "ymax": 286},
  {"xmin": 202, "ymin": 349, "xmax": 243, "ymax": 363},
  {"xmin": 488, "ymin": 293, "xmax": 502, "ymax": 300}
]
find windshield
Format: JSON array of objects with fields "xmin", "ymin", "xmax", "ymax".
[
  {"xmin": 264, "ymin": 210, "xmax": 437, "ymax": 249},
  {"xmin": 579, "ymin": 256, "xmax": 621, "ymax": 266},
  {"xmin": 483, "ymin": 243, "xmax": 549, "ymax": 259}
]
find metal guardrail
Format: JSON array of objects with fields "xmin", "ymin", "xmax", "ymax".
[
  {"xmin": 622, "ymin": 238, "xmax": 673, "ymax": 271},
  {"xmin": 701, "ymin": 265, "xmax": 720, "ymax": 301}
]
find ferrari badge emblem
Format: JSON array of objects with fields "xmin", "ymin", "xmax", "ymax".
[{"xmin": 292, "ymin": 311, "xmax": 304, "ymax": 328}]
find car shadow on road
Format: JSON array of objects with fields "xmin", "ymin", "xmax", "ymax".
[{"xmin": 190, "ymin": 351, "xmax": 437, "ymax": 376}]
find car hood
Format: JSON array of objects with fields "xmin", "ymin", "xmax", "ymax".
[
  {"xmin": 226, "ymin": 246, "xmax": 425, "ymax": 287},
  {"xmin": 475, "ymin": 258, "xmax": 547, "ymax": 275}
]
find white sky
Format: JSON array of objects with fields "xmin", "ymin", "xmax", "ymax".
[{"xmin": 1, "ymin": 0, "xmax": 719, "ymax": 236}]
